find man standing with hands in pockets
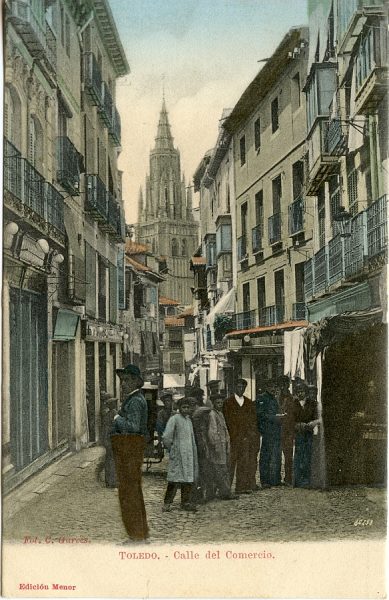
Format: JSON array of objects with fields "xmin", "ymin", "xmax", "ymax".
[{"xmin": 111, "ymin": 364, "xmax": 149, "ymax": 543}]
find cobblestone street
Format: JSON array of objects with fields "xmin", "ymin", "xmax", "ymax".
[{"xmin": 3, "ymin": 447, "xmax": 386, "ymax": 545}]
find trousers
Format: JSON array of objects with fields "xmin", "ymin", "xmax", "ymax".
[
  {"xmin": 164, "ymin": 482, "xmax": 193, "ymax": 505},
  {"xmin": 230, "ymin": 437, "xmax": 258, "ymax": 492},
  {"xmin": 111, "ymin": 434, "xmax": 149, "ymax": 540}
]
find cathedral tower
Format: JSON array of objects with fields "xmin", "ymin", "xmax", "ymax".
[{"xmin": 137, "ymin": 101, "xmax": 199, "ymax": 304}]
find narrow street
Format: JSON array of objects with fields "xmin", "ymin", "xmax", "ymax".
[{"xmin": 3, "ymin": 447, "xmax": 386, "ymax": 545}]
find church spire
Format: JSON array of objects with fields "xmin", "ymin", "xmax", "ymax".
[{"xmin": 154, "ymin": 99, "xmax": 174, "ymax": 150}]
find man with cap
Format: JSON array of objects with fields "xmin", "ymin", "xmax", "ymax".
[
  {"xmin": 207, "ymin": 380, "xmax": 221, "ymax": 405},
  {"xmin": 111, "ymin": 364, "xmax": 149, "ymax": 542},
  {"xmin": 223, "ymin": 378, "xmax": 260, "ymax": 494},
  {"xmin": 156, "ymin": 390, "xmax": 174, "ymax": 436}
]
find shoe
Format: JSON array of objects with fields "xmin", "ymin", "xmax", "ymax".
[
  {"xmin": 220, "ymin": 494, "xmax": 239, "ymax": 500},
  {"xmin": 236, "ymin": 489, "xmax": 252, "ymax": 494},
  {"xmin": 251, "ymin": 485, "xmax": 261, "ymax": 491},
  {"xmin": 181, "ymin": 503, "xmax": 197, "ymax": 512},
  {"xmin": 261, "ymin": 483, "xmax": 271, "ymax": 489},
  {"xmin": 162, "ymin": 504, "xmax": 172, "ymax": 512}
]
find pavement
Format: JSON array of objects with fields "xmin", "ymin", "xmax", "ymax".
[{"xmin": 2, "ymin": 446, "xmax": 387, "ymax": 545}]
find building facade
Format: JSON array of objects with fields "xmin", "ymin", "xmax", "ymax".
[
  {"xmin": 3, "ymin": 0, "xmax": 129, "ymax": 490},
  {"xmin": 136, "ymin": 101, "xmax": 199, "ymax": 305},
  {"xmin": 301, "ymin": 0, "xmax": 388, "ymax": 485},
  {"xmin": 223, "ymin": 27, "xmax": 311, "ymax": 399}
]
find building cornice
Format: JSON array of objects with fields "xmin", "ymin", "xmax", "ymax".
[{"xmin": 92, "ymin": 0, "xmax": 130, "ymax": 77}]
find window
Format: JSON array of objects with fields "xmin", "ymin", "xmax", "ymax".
[
  {"xmin": 348, "ymin": 168, "xmax": 358, "ymax": 217},
  {"xmin": 172, "ymin": 238, "xmax": 178, "ymax": 257},
  {"xmin": 206, "ymin": 237, "xmax": 216, "ymax": 267},
  {"xmin": 306, "ymin": 64, "xmax": 337, "ymax": 131},
  {"xmin": 226, "ymin": 181, "xmax": 231, "ymax": 213},
  {"xmin": 272, "ymin": 176, "xmax": 282, "ymax": 214},
  {"xmin": 109, "ymin": 263, "xmax": 118, "ymax": 324},
  {"xmin": 240, "ymin": 135, "xmax": 246, "ymax": 166},
  {"xmin": 292, "ymin": 161, "xmax": 304, "ymax": 200},
  {"xmin": 271, "ymin": 97, "xmax": 279, "ymax": 133},
  {"xmin": 257, "ymin": 277, "xmax": 266, "ymax": 313},
  {"xmin": 291, "ymin": 73, "xmax": 301, "ymax": 112},
  {"xmin": 85, "ymin": 243, "xmax": 97, "ymax": 317},
  {"xmin": 4, "ymin": 86, "xmax": 21, "ymax": 150},
  {"xmin": 242, "ymin": 282, "xmax": 250, "ymax": 312},
  {"xmin": 98, "ymin": 255, "xmax": 108, "ymax": 320},
  {"xmin": 274, "ymin": 270, "xmax": 285, "ymax": 313},
  {"xmin": 329, "ymin": 175, "xmax": 341, "ymax": 229},
  {"xmin": 241, "ymin": 202, "xmax": 248, "ymax": 237},
  {"xmin": 28, "ymin": 116, "xmax": 44, "ymax": 172},
  {"xmin": 254, "ymin": 117, "xmax": 261, "ymax": 151},
  {"xmin": 134, "ymin": 283, "xmax": 145, "ymax": 318},
  {"xmin": 216, "ymin": 223, "xmax": 232, "ymax": 254},
  {"xmin": 255, "ymin": 191, "xmax": 263, "ymax": 228},
  {"xmin": 182, "ymin": 239, "xmax": 187, "ymax": 256},
  {"xmin": 295, "ymin": 263, "xmax": 305, "ymax": 303}
]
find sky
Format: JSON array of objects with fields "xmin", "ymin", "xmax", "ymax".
[{"xmin": 109, "ymin": 0, "xmax": 308, "ymax": 224}]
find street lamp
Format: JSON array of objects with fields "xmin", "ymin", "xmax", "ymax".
[{"xmin": 333, "ymin": 206, "xmax": 351, "ymax": 236}]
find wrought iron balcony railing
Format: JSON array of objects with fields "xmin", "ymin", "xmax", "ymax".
[
  {"xmin": 325, "ymin": 117, "xmax": 347, "ymax": 155},
  {"xmin": 292, "ymin": 302, "xmax": 307, "ymax": 321},
  {"xmin": 304, "ymin": 258, "xmax": 314, "ymax": 300},
  {"xmin": 57, "ymin": 136, "xmax": 81, "ymax": 195},
  {"xmin": 85, "ymin": 174, "xmax": 108, "ymax": 221},
  {"xmin": 259, "ymin": 305, "xmax": 284, "ymax": 326},
  {"xmin": 9, "ymin": 0, "xmax": 46, "ymax": 58},
  {"xmin": 268, "ymin": 212, "xmax": 282, "ymax": 244},
  {"xmin": 367, "ymin": 194, "xmax": 387, "ymax": 259},
  {"xmin": 83, "ymin": 52, "xmax": 103, "ymax": 107},
  {"xmin": 328, "ymin": 234, "xmax": 345, "ymax": 286},
  {"xmin": 232, "ymin": 310, "xmax": 257, "ymax": 330},
  {"xmin": 101, "ymin": 82, "xmax": 113, "ymax": 129},
  {"xmin": 45, "ymin": 182, "xmax": 65, "ymax": 234},
  {"xmin": 237, "ymin": 235, "xmax": 247, "ymax": 261},
  {"xmin": 252, "ymin": 224, "xmax": 263, "ymax": 253},
  {"xmin": 288, "ymin": 196, "xmax": 304, "ymax": 236},
  {"xmin": 109, "ymin": 106, "xmax": 121, "ymax": 146},
  {"xmin": 313, "ymin": 246, "xmax": 328, "ymax": 293},
  {"xmin": 4, "ymin": 138, "xmax": 65, "ymax": 235}
]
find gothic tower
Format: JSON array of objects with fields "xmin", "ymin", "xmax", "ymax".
[{"xmin": 137, "ymin": 101, "xmax": 199, "ymax": 305}]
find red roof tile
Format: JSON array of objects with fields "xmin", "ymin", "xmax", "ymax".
[
  {"xmin": 125, "ymin": 240, "xmax": 150, "ymax": 255},
  {"xmin": 125, "ymin": 256, "xmax": 150, "ymax": 272},
  {"xmin": 176, "ymin": 307, "xmax": 194, "ymax": 318}
]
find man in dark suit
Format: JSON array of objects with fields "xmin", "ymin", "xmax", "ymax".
[
  {"xmin": 111, "ymin": 364, "xmax": 149, "ymax": 542},
  {"xmin": 223, "ymin": 378, "xmax": 260, "ymax": 494}
]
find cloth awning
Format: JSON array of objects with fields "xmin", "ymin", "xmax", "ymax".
[{"xmin": 205, "ymin": 288, "xmax": 235, "ymax": 326}]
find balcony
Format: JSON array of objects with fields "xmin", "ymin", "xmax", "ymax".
[
  {"xmin": 9, "ymin": 0, "xmax": 46, "ymax": 58},
  {"xmin": 325, "ymin": 117, "xmax": 348, "ymax": 156},
  {"xmin": 367, "ymin": 194, "xmax": 387, "ymax": 259},
  {"xmin": 3, "ymin": 138, "xmax": 65, "ymax": 239},
  {"xmin": 304, "ymin": 194, "xmax": 388, "ymax": 300},
  {"xmin": 57, "ymin": 136, "xmax": 81, "ymax": 195},
  {"xmin": 259, "ymin": 305, "xmax": 284, "ymax": 326},
  {"xmin": 288, "ymin": 196, "xmax": 304, "ymax": 236},
  {"xmin": 45, "ymin": 182, "xmax": 65, "ymax": 234},
  {"xmin": 252, "ymin": 224, "xmax": 263, "ymax": 253},
  {"xmin": 355, "ymin": 26, "xmax": 389, "ymax": 115},
  {"xmin": 45, "ymin": 22, "xmax": 56, "ymax": 72},
  {"xmin": 292, "ymin": 302, "xmax": 307, "ymax": 320},
  {"xmin": 237, "ymin": 235, "xmax": 247, "ymax": 261},
  {"xmin": 306, "ymin": 119, "xmax": 339, "ymax": 195},
  {"xmin": 83, "ymin": 52, "xmax": 103, "ymax": 107},
  {"xmin": 231, "ymin": 310, "xmax": 257, "ymax": 330},
  {"xmin": 85, "ymin": 175, "xmax": 107, "ymax": 222},
  {"xmin": 109, "ymin": 106, "xmax": 121, "ymax": 146},
  {"xmin": 268, "ymin": 212, "xmax": 281, "ymax": 245},
  {"xmin": 101, "ymin": 82, "xmax": 113, "ymax": 129}
]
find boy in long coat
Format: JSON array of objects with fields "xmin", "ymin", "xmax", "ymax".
[
  {"xmin": 208, "ymin": 395, "xmax": 237, "ymax": 500},
  {"xmin": 162, "ymin": 397, "xmax": 198, "ymax": 512},
  {"xmin": 223, "ymin": 379, "xmax": 260, "ymax": 494}
]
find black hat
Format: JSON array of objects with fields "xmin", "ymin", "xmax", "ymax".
[
  {"xmin": 207, "ymin": 380, "xmax": 221, "ymax": 388},
  {"xmin": 160, "ymin": 390, "xmax": 173, "ymax": 400},
  {"xmin": 116, "ymin": 364, "xmax": 144, "ymax": 385},
  {"xmin": 236, "ymin": 378, "xmax": 247, "ymax": 386},
  {"xmin": 185, "ymin": 386, "xmax": 204, "ymax": 398}
]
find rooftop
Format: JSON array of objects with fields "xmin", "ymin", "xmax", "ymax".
[
  {"xmin": 226, "ymin": 320, "xmax": 308, "ymax": 338},
  {"xmin": 159, "ymin": 296, "xmax": 180, "ymax": 306},
  {"xmin": 165, "ymin": 317, "xmax": 185, "ymax": 327}
]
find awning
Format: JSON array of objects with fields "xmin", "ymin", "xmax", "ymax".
[
  {"xmin": 163, "ymin": 373, "xmax": 185, "ymax": 389},
  {"xmin": 53, "ymin": 309, "xmax": 79, "ymax": 341},
  {"xmin": 205, "ymin": 288, "xmax": 235, "ymax": 326}
]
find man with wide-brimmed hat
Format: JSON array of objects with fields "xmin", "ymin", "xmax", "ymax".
[{"xmin": 111, "ymin": 364, "xmax": 149, "ymax": 542}]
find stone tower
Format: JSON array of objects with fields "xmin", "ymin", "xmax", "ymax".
[{"xmin": 136, "ymin": 100, "xmax": 198, "ymax": 304}]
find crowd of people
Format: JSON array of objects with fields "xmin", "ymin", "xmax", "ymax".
[
  {"xmin": 104, "ymin": 363, "xmax": 320, "ymax": 543},
  {"xmin": 156, "ymin": 376, "xmax": 320, "ymax": 513}
]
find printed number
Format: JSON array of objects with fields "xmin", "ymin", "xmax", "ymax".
[{"xmin": 354, "ymin": 518, "xmax": 373, "ymax": 526}]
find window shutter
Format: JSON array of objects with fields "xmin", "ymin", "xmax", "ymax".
[
  {"xmin": 117, "ymin": 247, "xmax": 125, "ymax": 310},
  {"xmin": 109, "ymin": 263, "xmax": 118, "ymax": 323},
  {"xmin": 85, "ymin": 243, "xmax": 97, "ymax": 317}
]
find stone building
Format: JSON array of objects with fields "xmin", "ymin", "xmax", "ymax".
[
  {"xmin": 222, "ymin": 27, "xmax": 311, "ymax": 399},
  {"xmin": 3, "ymin": 0, "xmax": 128, "ymax": 490},
  {"xmin": 300, "ymin": 0, "xmax": 388, "ymax": 486},
  {"xmin": 136, "ymin": 100, "xmax": 199, "ymax": 305}
]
